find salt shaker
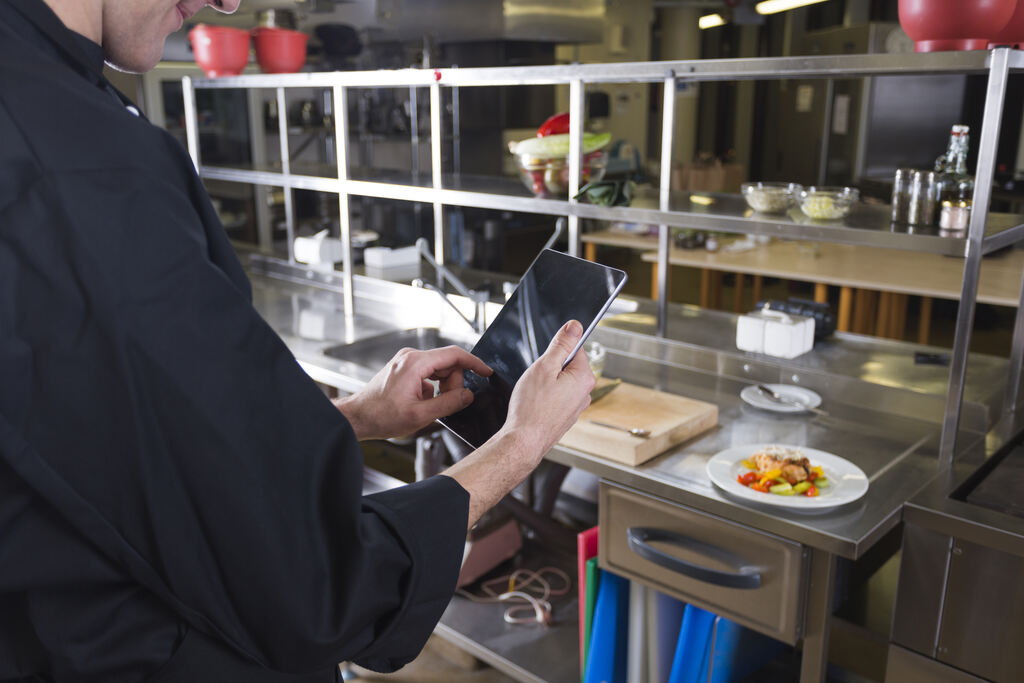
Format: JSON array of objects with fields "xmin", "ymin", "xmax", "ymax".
[
  {"xmin": 891, "ymin": 168, "xmax": 914, "ymax": 223},
  {"xmin": 907, "ymin": 170, "xmax": 938, "ymax": 227}
]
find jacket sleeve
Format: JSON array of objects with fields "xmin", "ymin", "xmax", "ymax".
[{"xmin": 4, "ymin": 165, "xmax": 469, "ymax": 674}]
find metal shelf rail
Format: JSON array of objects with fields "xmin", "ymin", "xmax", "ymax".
[{"xmin": 183, "ymin": 49, "xmax": 1024, "ymax": 468}]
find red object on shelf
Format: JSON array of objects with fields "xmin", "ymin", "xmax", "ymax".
[
  {"xmin": 898, "ymin": 0, "xmax": 1016, "ymax": 52},
  {"xmin": 252, "ymin": 27, "xmax": 309, "ymax": 74},
  {"xmin": 188, "ymin": 24, "xmax": 251, "ymax": 77},
  {"xmin": 990, "ymin": 0, "xmax": 1024, "ymax": 47},
  {"xmin": 537, "ymin": 112, "xmax": 571, "ymax": 137}
]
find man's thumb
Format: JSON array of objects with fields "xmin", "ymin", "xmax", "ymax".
[
  {"xmin": 545, "ymin": 320, "xmax": 583, "ymax": 367},
  {"xmin": 422, "ymin": 387, "xmax": 474, "ymax": 420}
]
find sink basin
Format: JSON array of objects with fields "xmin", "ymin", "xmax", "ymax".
[{"xmin": 322, "ymin": 327, "xmax": 477, "ymax": 370}]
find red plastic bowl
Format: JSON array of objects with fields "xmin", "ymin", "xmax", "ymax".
[
  {"xmin": 899, "ymin": 0, "xmax": 1016, "ymax": 52},
  {"xmin": 189, "ymin": 24, "xmax": 250, "ymax": 77},
  {"xmin": 252, "ymin": 27, "xmax": 309, "ymax": 74},
  {"xmin": 990, "ymin": 0, "xmax": 1024, "ymax": 47}
]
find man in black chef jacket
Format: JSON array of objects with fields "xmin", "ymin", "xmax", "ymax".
[{"xmin": 0, "ymin": 0, "xmax": 597, "ymax": 681}]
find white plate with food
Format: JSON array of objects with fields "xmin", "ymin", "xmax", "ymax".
[
  {"xmin": 740, "ymin": 384, "xmax": 822, "ymax": 414},
  {"xmin": 706, "ymin": 444, "xmax": 868, "ymax": 510}
]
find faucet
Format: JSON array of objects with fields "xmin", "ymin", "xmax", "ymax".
[
  {"xmin": 413, "ymin": 238, "xmax": 489, "ymax": 335},
  {"xmin": 410, "ymin": 218, "xmax": 565, "ymax": 335}
]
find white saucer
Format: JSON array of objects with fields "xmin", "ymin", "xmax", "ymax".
[{"xmin": 740, "ymin": 384, "xmax": 822, "ymax": 414}]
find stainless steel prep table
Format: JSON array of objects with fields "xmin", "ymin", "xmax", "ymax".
[{"xmin": 245, "ymin": 257, "xmax": 1005, "ymax": 682}]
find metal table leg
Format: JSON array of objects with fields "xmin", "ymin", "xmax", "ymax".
[{"xmin": 801, "ymin": 548, "xmax": 837, "ymax": 683}]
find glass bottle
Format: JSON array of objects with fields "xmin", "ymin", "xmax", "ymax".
[
  {"xmin": 935, "ymin": 124, "xmax": 974, "ymax": 206},
  {"xmin": 934, "ymin": 125, "xmax": 974, "ymax": 234}
]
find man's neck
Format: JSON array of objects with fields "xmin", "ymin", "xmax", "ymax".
[{"xmin": 42, "ymin": 0, "xmax": 102, "ymax": 43}]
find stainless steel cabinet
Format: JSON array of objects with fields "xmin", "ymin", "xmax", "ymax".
[{"xmin": 599, "ymin": 481, "xmax": 808, "ymax": 644}]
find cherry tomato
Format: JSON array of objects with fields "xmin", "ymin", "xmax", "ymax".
[
  {"xmin": 737, "ymin": 472, "xmax": 760, "ymax": 486},
  {"xmin": 750, "ymin": 480, "xmax": 771, "ymax": 493},
  {"xmin": 805, "ymin": 486, "xmax": 819, "ymax": 497},
  {"xmin": 536, "ymin": 112, "xmax": 570, "ymax": 137}
]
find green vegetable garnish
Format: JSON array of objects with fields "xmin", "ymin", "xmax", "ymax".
[
  {"xmin": 769, "ymin": 482, "xmax": 794, "ymax": 495},
  {"xmin": 792, "ymin": 481, "xmax": 813, "ymax": 494},
  {"xmin": 814, "ymin": 477, "xmax": 829, "ymax": 488}
]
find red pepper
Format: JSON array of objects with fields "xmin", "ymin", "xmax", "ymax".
[
  {"xmin": 737, "ymin": 471, "xmax": 760, "ymax": 486},
  {"xmin": 536, "ymin": 112, "xmax": 570, "ymax": 137},
  {"xmin": 805, "ymin": 485, "xmax": 819, "ymax": 497},
  {"xmin": 750, "ymin": 480, "xmax": 771, "ymax": 493}
]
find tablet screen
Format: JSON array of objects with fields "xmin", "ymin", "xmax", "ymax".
[{"xmin": 439, "ymin": 250, "xmax": 627, "ymax": 449}]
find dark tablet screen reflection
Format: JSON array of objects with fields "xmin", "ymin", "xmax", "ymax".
[{"xmin": 440, "ymin": 249, "xmax": 626, "ymax": 449}]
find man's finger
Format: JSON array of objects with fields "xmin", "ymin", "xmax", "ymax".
[
  {"xmin": 415, "ymin": 387, "xmax": 474, "ymax": 422},
  {"xmin": 437, "ymin": 370, "xmax": 464, "ymax": 394},
  {"xmin": 541, "ymin": 320, "xmax": 584, "ymax": 369},
  {"xmin": 418, "ymin": 346, "xmax": 492, "ymax": 378}
]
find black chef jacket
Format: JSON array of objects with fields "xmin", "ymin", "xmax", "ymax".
[{"xmin": 0, "ymin": 2, "xmax": 470, "ymax": 681}]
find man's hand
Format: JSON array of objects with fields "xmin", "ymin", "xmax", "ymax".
[
  {"xmin": 334, "ymin": 346, "xmax": 492, "ymax": 441},
  {"xmin": 500, "ymin": 319, "xmax": 596, "ymax": 462},
  {"xmin": 443, "ymin": 320, "xmax": 596, "ymax": 527}
]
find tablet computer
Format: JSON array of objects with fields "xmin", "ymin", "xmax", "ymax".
[{"xmin": 439, "ymin": 249, "xmax": 627, "ymax": 449}]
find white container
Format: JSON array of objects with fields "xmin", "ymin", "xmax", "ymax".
[
  {"xmin": 736, "ymin": 308, "xmax": 815, "ymax": 359},
  {"xmin": 363, "ymin": 245, "xmax": 420, "ymax": 269},
  {"xmin": 294, "ymin": 229, "xmax": 345, "ymax": 271}
]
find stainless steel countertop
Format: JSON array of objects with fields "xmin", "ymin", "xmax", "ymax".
[{"xmin": 247, "ymin": 257, "xmax": 1003, "ymax": 560}]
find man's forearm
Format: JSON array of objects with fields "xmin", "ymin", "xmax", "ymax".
[{"xmin": 440, "ymin": 428, "xmax": 540, "ymax": 529}]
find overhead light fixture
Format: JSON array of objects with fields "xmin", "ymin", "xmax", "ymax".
[
  {"xmin": 755, "ymin": 0, "xmax": 829, "ymax": 15},
  {"xmin": 698, "ymin": 13, "xmax": 726, "ymax": 30}
]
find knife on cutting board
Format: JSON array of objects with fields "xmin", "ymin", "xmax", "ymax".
[{"xmin": 590, "ymin": 378, "xmax": 621, "ymax": 403}]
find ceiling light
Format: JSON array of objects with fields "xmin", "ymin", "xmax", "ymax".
[
  {"xmin": 698, "ymin": 13, "xmax": 726, "ymax": 29},
  {"xmin": 755, "ymin": 0, "xmax": 830, "ymax": 15}
]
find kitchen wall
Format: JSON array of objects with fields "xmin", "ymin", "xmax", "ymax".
[{"xmin": 554, "ymin": 0, "xmax": 655, "ymax": 160}]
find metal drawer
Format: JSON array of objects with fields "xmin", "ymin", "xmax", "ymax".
[{"xmin": 599, "ymin": 481, "xmax": 808, "ymax": 644}]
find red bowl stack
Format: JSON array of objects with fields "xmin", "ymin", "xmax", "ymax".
[
  {"xmin": 990, "ymin": 0, "xmax": 1024, "ymax": 47},
  {"xmin": 252, "ymin": 27, "xmax": 309, "ymax": 74},
  {"xmin": 898, "ymin": 0, "xmax": 1016, "ymax": 52},
  {"xmin": 188, "ymin": 24, "xmax": 251, "ymax": 77}
]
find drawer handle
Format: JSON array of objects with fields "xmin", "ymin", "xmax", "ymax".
[{"xmin": 627, "ymin": 527, "xmax": 762, "ymax": 590}]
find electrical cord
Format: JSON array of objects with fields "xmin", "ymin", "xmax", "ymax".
[{"xmin": 455, "ymin": 567, "xmax": 571, "ymax": 626}]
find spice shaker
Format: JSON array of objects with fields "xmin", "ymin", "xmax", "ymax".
[
  {"xmin": 907, "ymin": 170, "xmax": 938, "ymax": 227},
  {"xmin": 891, "ymin": 168, "xmax": 914, "ymax": 223}
]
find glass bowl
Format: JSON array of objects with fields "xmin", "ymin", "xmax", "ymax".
[
  {"xmin": 517, "ymin": 150, "xmax": 608, "ymax": 198},
  {"xmin": 741, "ymin": 182, "xmax": 802, "ymax": 214},
  {"xmin": 797, "ymin": 186, "xmax": 860, "ymax": 220}
]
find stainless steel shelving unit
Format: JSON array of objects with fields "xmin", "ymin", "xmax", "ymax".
[{"xmin": 184, "ymin": 49, "xmax": 1024, "ymax": 485}]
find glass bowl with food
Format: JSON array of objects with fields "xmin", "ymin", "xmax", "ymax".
[
  {"xmin": 510, "ymin": 131, "xmax": 611, "ymax": 198},
  {"xmin": 741, "ymin": 181, "xmax": 802, "ymax": 214},
  {"xmin": 797, "ymin": 186, "xmax": 860, "ymax": 220}
]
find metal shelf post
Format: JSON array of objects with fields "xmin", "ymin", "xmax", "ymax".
[{"xmin": 939, "ymin": 48, "xmax": 1011, "ymax": 468}]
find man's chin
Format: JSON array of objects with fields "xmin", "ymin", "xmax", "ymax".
[{"xmin": 103, "ymin": 48, "xmax": 164, "ymax": 75}]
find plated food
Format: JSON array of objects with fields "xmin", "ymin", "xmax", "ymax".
[
  {"xmin": 705, "ymin": 443, "xmax": 869, "ymax": 510},
  {"xmin": 735, "ymin": 445, "xmax": 828, "ymax": 497}
]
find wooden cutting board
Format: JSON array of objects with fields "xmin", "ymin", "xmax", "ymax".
[{"xmin": 559, "ymin": 380, "xmax": 718, "ymax": 466}]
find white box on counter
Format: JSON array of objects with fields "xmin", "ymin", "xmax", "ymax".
[
  {"xmin": 363, "ymin": 245, "xmax": 420, "ymax": 269},
  {"xmin": 736, "ymin": 308, "xmax": 815, "ymax": 359}
]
